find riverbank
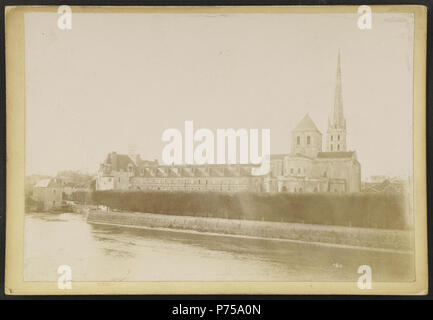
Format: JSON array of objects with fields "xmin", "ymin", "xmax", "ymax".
[{"xmin": 87, "ymin": 211, "xmax": 413, "ymax": 252}]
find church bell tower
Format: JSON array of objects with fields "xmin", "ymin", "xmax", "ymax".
[{"xmin": 326, "ymin": 52, "xmax": 347, "ymax": 152}]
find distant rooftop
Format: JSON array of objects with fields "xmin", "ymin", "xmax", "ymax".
[
  {"xmin": 34, "ymin": 178, "xmax": 51, "ymax": 188},
  {"xmin": 34, "ymin": 178, "xmax": 62, "ymax": 188}
]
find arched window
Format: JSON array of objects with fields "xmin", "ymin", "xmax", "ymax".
[
  {"xmin": 331, "ymin": 145, "xmax": 333, "ymax": 151},
  {"xmin": 337, "ymin": 144, "xmax": 340, "ymax": 151},
  {"xmin": 298, "ymin": 168, "xmax": 301, "ymax": 174},
  {"xmin": 331, "ymin": 135, "xmax": 333, "ymax": 141},
  {"xmin": 290, "ymin": 168, "xmax": 294, "ymax": 174},
  {"xmin": 297, "ymin": 136, "xmax": 300, "ymax": 145},
  {"xmin": 338, "ymin": 135, "xmax": 340, "ymax": 141},
  {"xmin": 307, "ymin": 136, "xmax": 311, "ymax": 144}
]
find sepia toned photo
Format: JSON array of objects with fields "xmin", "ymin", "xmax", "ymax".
[{"xmin": 5, "ymin": 5, "xmax": 428, "ymax": 295}]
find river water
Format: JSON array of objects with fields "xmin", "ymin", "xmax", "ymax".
[{"xmin": 24, "ymin": 212, "xmax": 414, "ymax": 282}]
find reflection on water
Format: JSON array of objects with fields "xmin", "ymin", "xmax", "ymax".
[{"xmin": 24, "ymin": 212, "xmax": 415, "ymax": 282}]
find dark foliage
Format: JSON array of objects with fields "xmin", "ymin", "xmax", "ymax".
[{"xmin": 92, "ymin": 191, "xmax": 410, "ymax": 230}]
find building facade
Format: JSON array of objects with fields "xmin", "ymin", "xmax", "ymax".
[
  {"xmin": 33, "ymin": 178, "xmax": 63, "ymax": 209},
  {"xmin": 97, "ymin": 152, "xmax": 263, "ymax": 192},
  {"xmin": 96, "ymin": 54, "xmax": 361, "ymax": 193}
]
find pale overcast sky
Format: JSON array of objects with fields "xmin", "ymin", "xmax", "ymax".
[{"xmin": 25, "ymin": 12, "xmax": 414, "ymax": 180}]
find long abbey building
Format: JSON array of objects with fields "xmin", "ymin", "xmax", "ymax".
[{"xmin": 96, "ymin": 54, "xmax": 361, "ymax": 193}]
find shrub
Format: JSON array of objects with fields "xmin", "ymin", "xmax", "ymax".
[{"xmin": 92, "ymin": 191, "xmax": 410, "ymax": 230}]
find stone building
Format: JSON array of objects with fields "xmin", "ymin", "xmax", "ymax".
[
  {"xmin": 96, "ymin": 153, "xmax": 158, "ymax": 190},
  {"xmin": 264, "ymin": 53, "xmax": 361, "ymax": 193},
  {"xmin": 33, "ymin": 178, "xmax": 63, "ymax": 210},
  {"xmin": 97, "ymin": 151, "xmax": 263, "ymax": 192},
  {"xmin": 96, "ymin": 53, "xmax": 361, "ymax": 193}
]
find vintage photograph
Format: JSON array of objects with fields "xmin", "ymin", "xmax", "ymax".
[{"xmin": 5, "ymin": 6, "xmax": 428, "ymax": 295}]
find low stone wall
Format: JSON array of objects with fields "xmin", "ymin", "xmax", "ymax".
[{"xmin": 87, "ymin": 211, "xmax": 413, "ymax": 252}]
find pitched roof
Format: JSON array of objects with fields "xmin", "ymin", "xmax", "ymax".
[
  {"xmin": 136, "ymin": 158, "xmax": 158, "ymax": 167},
  {"xmin": 34, "ymin": 178, "xmax": 62, "ymax": 188},
  {"xmin": 104, "ymin": 153, "xmax": 136, "ymax": 170},
  {"xmin": 117, "ymin": 154, "xmax": 136, "ymax": 169},
  {"xmin": 293, "ymin": 114, "xmax": 321, "ymax": 133},
  {"xmin": 34, "ymin": 178, "xmax": 51, "ymax": 188},
  {"xmin": 317, "ymin": 151, "xmax": 355, "ymax": 159}
]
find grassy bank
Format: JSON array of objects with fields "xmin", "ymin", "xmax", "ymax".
[{"xmin": 92, "ymin": 191, "xmax": 411, "ymax": 230}]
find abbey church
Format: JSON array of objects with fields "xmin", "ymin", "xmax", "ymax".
[
  {"xmin": 96, "ymin": 54, "xmax": 361, "ymax": 193},
  {"xmin": 264, "ymin": 53, "xmax": 361, "ymax": 193}
]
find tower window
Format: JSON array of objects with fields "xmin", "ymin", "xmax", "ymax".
[
  {"xmin": 337, "ymin": 144, "xmax": 340, "ymax": 151},
  {"xmin": 331, "ymin": 135, "xmax": 333, "ymax": 141},
  {"xmin": 297, "ymin": 136, "xmax": 300, "ymax": 145},
  {"xmin": 338, "ymin": 135, "xmax": 340, "ymax": 141},
  {"xmin": 290, "ymin": 168, "xmax": 294, "ymax": 174},
  {"xmin": 331, "ymin": 145, "xmax": 333, "ymax": 151},
  {"xmin": 307, "ymin": 136, "xmax": 311, "ymax": 144}
]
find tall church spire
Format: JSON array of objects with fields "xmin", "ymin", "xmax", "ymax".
[
  {"xmin": 332, "ymin": 51, "xmax": 345, "ymax": 129},
  {"xmin": 326, "ymin": 52, "xmax": 347, "ymax": 152}
]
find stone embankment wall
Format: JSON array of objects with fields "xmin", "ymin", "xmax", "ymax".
[{"xmin": 87, "ymin": 211, "xmax": 413, "ymax": 252}]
